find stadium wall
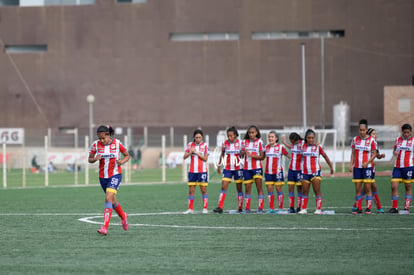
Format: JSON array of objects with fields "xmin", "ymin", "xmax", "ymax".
[{"xmin": 0, "ymin": 0, "xmax": 413, "ymax": 133}]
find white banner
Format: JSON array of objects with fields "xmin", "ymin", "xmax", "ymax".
[{"xmin": 0, "ymin": 128, "xmax": 25, "ymax": 144}]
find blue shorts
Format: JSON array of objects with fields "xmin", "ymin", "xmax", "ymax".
[
  {"xmin": 352, "ymin": 167, "xmax": 374, "ymax": 183},
  {"xmin": 265, "ymin": 172, "xmax": 285, "ymax": 186},
  {"xmin": 188, "ymin": 172, "xmax": 208, "ymax": 186},
  {"xmin": 243, "ymin": 168, "xmax": 263, "ymax": 184},
  {"xmin": 287, "ymin": 169, "xmax": 302, "ymax": 185},
  {"xmin": 99, "ymin": 174, "xmax": 122, "ymax": 194},
  {"xmin": 392, "ymin": 167, "xmax": 414, "ymax": 183},
  {"xmin": 222, "ymin": 169, "xmax": 243, "ymax": 183},
  {"xmin": 302, "ymin": 170, "xmax": 322, "ymax": 183}
]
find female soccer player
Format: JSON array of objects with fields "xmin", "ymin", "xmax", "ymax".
[
  {"xmin": 349, "ymin": 119, "xmax": 378, "ymax": 214},
  {"xmin": 183, "ymin": 129, "xmax": 209, "ymax": 214},
  {"xmin": 282, "ymin": 132, "xmax": 304, "ymax": 213},
  {"xmin": 241, "ymin": 125, "xmax": 265, "ymax": 213},
  {"xmin": 389, "ymin": 123, "xmax": 414, "ymax": 214},
  {"xmin": 264, "ymin": 131, "xmax": 290, "ymax": 213},
  {"xmin": 88, "ymin": 125, "xmax": 130, "ymax": 235},
  {"xmin": 298, "ymin": 129, "xmax": 334, "ymax": 215},
  {"xmin": 352, "ymin": 128, "xmax": 385, "ymax": 213},
  {"xmin": 214, "ymin": 126, "xmax": 244, "ymax": 214}
]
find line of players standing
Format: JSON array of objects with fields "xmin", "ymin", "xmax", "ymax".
[{"xmin": 182, "ymin": 121, "xmax": 414, "ymax": 215}]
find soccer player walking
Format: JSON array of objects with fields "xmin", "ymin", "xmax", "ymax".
[
  {"xmin": 349, "ymin": 119, "xmax": 378, "ymax": 214},
  {"xmin": 241, "ymin": 125, "xmax": 265, "ymax": 213},
  {"xmin": 88, "ymin": 125, "xmax": 130, "ymax": 235},
  {"xmin": 389, "ymin": 123, "xmax": 414, "ymax": 213},
  {"xmin": 183, "ymin": 129, "xmax": 209, "ymax": 214},
  {"xmin": 264, "ymin": 131, "xmax": 290, "ymax": 213},
  {"xmin": 298, "ymin": 129, "xmax": 334, "ymax": 215},
  {"xmin": 214, "ymin": 127, "xmax": 244, "ymax": 214}
]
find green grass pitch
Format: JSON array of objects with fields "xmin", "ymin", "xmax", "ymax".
[{"xmin": 1, "ymin": 174, "xmax": 414, "ymax": 274}]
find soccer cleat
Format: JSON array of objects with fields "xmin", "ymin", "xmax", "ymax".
[
  {"xmin": 352, "ymin": 206, "xmax": 358, "ymax": 212},
  {"xmin": 314, "ymin": 209, "xmax": 322, "ymax": 215},
  {"xmin": 298, "ymin": 209, "xmax": 308, "ymax": 215},
  {"xmin": 388, "ymin": 208, "xmax": 399, "ymax": 214},
  {"xmin": 97, "ymin": 226, "xmax": 108, "ymax": 235},
  {"xmin": 289, "ymin": 207, "xmax": 295, "ymax": 214},
  {"xmin": 183, "ymin": 209, "xmax": 194, "ymax": 214},
  {"xmin": 241, "ymin": 209, "xmax": 251, "ymax": 214},
  {"xmin": 257, "ymin": 209, "xmax": 263, "ymax": 214},
  {"xmin": 352, "ymin": 209, "xmax": 363, "ymax": 215},
  {"xmin": 213, "ymin": 207, "xmax": 223, "ymax": 214},
  {"xmin": 365, "ymin": 208, "xmax": 371, "ymax": 214},
  {"xmin": 296, "ymin": 208, "xmax": 301, "ymax": 213},
  {"xmin": 238, "ymin": 208, "xmax": 243, "ymax": 213},
  {"xmin": 202, "ymin": 208, "xmax": 208, "ymax": 214},
  {"xmin": 377, "ymin": 208, "xmax": 385, "ymax": 214},
  {"xmin": 121, "ymin": 213, "xmax": 129, "ymax": 231},
  {"xmin": 266, "ymin": 209, "xmax": 276, "ymax": 214}
]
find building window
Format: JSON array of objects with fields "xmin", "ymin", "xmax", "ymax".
[
  {"xmin": 0, "ymin": 0, "xmax": 95, "ymax": 6},
  {"xmin": 252, "ymin": 30, "xmax": 345, "ymax": 40},
  {"xmin": 170, "ymin": 33, "xmax": 240, "ymax": 42},
  {"xmin": 398, "ymin": 98, "xmax": 411, "ymax": 113},
  {"xmin": 116, "ymin": 0, "xmax": 147, "ymax": 3},
  {"xmin": 5, "ymin": 45, "xmax": 48, "ymax": 54}
]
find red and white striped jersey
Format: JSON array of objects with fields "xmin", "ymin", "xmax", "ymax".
[
  {"xmin": 265, "ymin": 144, "xmax": 288, "ymax": 174},
  {"xmin": 302, "ymin": 143, "xmax": 325, "ymax": 174},
  {"xmin": 351, "ymin": 136, "xmax": 378, "ymax": 168},
  {"xmin": 222, "ymin": 139, "xmax": 242, "ymax": 171},
  {"xmin": 289, "ymin": 140, "xmax": 304, "ymax": 171},
  {"xmin": 185, "ymin": 142, "xmax": 209, "ymax": 173},
  {"xmin": 89, "ymin": 138, "xmax": 127, "ymax": 178},
  {"xmin": 242, "ymin": 138, "xmax": 264, "ymax": 170},
  {"xmin": 394, "ymin": 136, "xmax": 414, "ymax": 168}
]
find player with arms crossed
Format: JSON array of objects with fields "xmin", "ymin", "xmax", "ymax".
[
  {"xmin": 214, "ymin": 127, "xmax": 244, "ymax": 213},
  {"xmin": 264, "ymin": 131, "xmax": 290, "ymax": 213},
  {"xmin": 183, "ymin": 129, "xmax": 209, "ymax": 214},
  {"xmin": 349, "ymin": 119, "xmax": 378, "ymax": 214},
  {"xmin": 282, "ymin": 132, "xmax": 304, "ymax": 213},
  {"xmin": 241, "ymin": 125, "xmax": 265, "ymax": 213},
  {"xmin": 389, "ymin": 123, "xmax": 414, "ymax": 213},
  {"xmin": 298, "ymin": 129, "xmax": 334, "ymax": 215},
  {"xmin": 88, "ymin": 125, "xmax": 130, "ymax": 235}
]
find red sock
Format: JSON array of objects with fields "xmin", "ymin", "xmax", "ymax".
[
  {"xmin": 188, "ymin": 196, "xmax": 194, "ymax": 210},
  {"xmin": 316, "ymin": 196, "xmax": 322, "ymax": 210},
  {"xmin": 405, "ymin": 198, "xmax": 411, "ymax": 210},
  {"xmin": 268, "ymin": 193, "xmax": 275, "ymax": 209},
  {"xmin": 289, "ymin": 195, "xmax": 294, "ymax": 208},
  {"xmin": 258, "ymin": 195, "xmax": 264, "ymax": 210},
  {"xmin": 366, "ymin": 197, "xmax": 372, "ymax": 210},
  {"xmin": 297, "ymin": 193, "xmax": 303, "ymax": 208},
  {"xmin": 392, "ymin": 199, "xmax": 399, "ymax": 209},
  {"xmin": 238, "ymin": 193, "xmax": 244, "ymax": 210},
  {"xmin": 202, "ymin": 194, "xmax": 208, "ymax": 209},
  {"xmin": 103, "ymin": 208, "xmax": 113, "ymax": 229},
  {"xmin": 218, "ymin": 191, "xmax": 226, "ymax": 208},
  {"xmin": 302, "ymin": 196, "xmax": 309, "ymax": 210},
  {"xmin": 245, "ymin": 195, "xmax": 251, "ymax": 210},
  {"xmin": 357, "ymin": 198, "xmax": 363, "ymax": 210},
  {"xmin": 277, "ymin": 193, "xmax": 284, "ymax": 210},
  {"xmin": 373, "ymin": 193, "xmax": 382, "ymax": 209},
  {"xmin": 114, "ymin": 203, "xmax": 126, "ymax": 220}
]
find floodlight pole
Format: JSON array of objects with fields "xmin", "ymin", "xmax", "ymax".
[
  {"xmin": 86, "ymin": 94, "xmax": 95, "ymax": 144},
  {"xmin": 301, "ymin": 43, "xmax": 307, "ymax": 130}
]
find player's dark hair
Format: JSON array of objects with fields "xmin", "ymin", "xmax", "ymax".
[
  {"xmin": 244, "ymin": 125, "xmax": 261, "ymax": 140},
  {"xmin": 97, "ymin": 125, "xmax": 114, "ymax": 136},
  {"xmin": 268, "ymin": 130, "xmax": 279, "ymax": 143},
  {"xmin": 193, "ymin": 129, "xmax": 204, "ymax": 141},
  {"xmin": 304, "ymin": 129, "xmax": 316, "ymax": 144},
  {"xmin": 367, "ymin": 128, "xmax": 375, "ymax": 136},
  {"xmin": 359, "ymin": 119, "xmax": 368, "ymax": 127},
  {"xmin": 289, "ymin": 132, "xmax": 303, "ymax": 142},
  {"xmin": 226, "ymin": 126, "xmax": 239, "ymax": 138},
  {"xmin": 402, "ymin": 123, "xmax": 412, "ymax": 132}
]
